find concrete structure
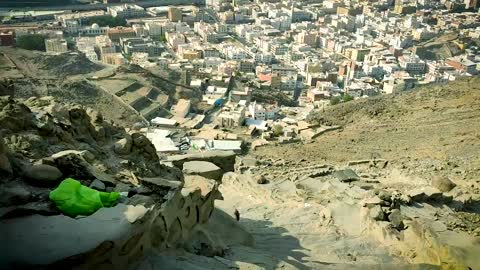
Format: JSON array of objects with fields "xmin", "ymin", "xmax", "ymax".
[
  {"xmin": 101, "ymin": 53, "xmax": 125, "ymax": 66},
  {"xmin": 45, "ymin": 38, "xmax": 68, "ymax": 54},
  {"xmin": 108, "ymin": 4, "xmax": 146, "ymax": 18},
  {"xmin": 168, "ymin": 7, "xmax": 183, "ymax": 22},
  {"xmin": 171, "ymin": 99, "xmax": 191, "ymax": 118},
  {"xmin": 0, "ymin": 31, "xmax": 14, "ymax": 46},
  {"xmin": 216, "ymin": 104, "xmax": 246, "ymax": 128},
  {"xmin": 79, "ymin": 23, "xmax": 108, "ymax": 36},
  {"xmin": 399, "ymin": 54, "xmax": 426, "ymax": 75},
  {"xmin": 120, "ymin": 37, "xmax": 164, "ymax": 56},
  {"xmin": 446, "ymin": 56, "xmax": 478, "ymax": 74},
  {"xmin": 107, "ymin": 27, "xmax": 136, "ymax": 42}
]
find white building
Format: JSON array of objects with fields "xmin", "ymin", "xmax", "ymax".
[
  {"xmin": 145, "ymin": 22, "xmax": 163, "ymax": 39},
  {"xmin": 399, "ymin": 54, "xmax": 426, "ymax": 75},
  {"xmin": 108, "ymin": 4, "xmax": 146, "ymax": 18},
  {"xmin": 79, "ymin": 23, "xmax": 109, "ymax": 36}
]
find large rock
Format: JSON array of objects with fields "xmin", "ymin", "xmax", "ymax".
[
  {"xmin": 89, "ymin": 179, "xmax": 106, "ymax": 191},
  {"xmin": 388, "ymin": 209, "xmax": 404, "ymax": 230},
  {"xmin": 0, "ymin": 204, "xmax": 151, "ymax": 268},
  {"xmin": 24, "ymin": 164, "xmax": 63, "ymax": 184},
  {"xmin": 333, "ymin": 169, "xmax": 360, "ymax": 182},
  {"xmin": 369, "ymin": 205, "xmax": 385, "ymax": 221},
  {"xmin": 131, "ymin": 133, "xmax": 149, "ymax": 148},
  {"xmin": 50, "ymin": 150, "xmax": 115, "ymax": 185},
  {"xmin": 0, "ymin": 133, "xmax": 12, "ymax": 175},
  {"xmin": 408, "ymin": 187, "xmax": 443, "ymax": 203},
  {"xmin": 0, "ymin": 183, "xmax": 31, "ymax": 207},
  {"xmin": 431, "ymin": 176, "xmax": 456, "ymax": 192},
  {"xmin": 113, "ymin": 136, "xmax": 132, "ymax": 155},
  {"xmin": 167, "ymin": 151, "xmax": 236, "ymax": 172},
  {"xmin": 182, "ymin": 161, "xmax": 223, "ymax": 181},
  {"xmin": 0, "ymin": 98, "xmax": 33, "ymax": 132}
]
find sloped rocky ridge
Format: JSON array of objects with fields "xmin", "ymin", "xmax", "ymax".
[{"xmin": 0, "ymin": 96, "xmax": 229, "ymax": 269}]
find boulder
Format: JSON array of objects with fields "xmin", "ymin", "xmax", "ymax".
[
  {"xmin": 431, "ymin": 176, "xmax": 456, "ymax": 192},
  {"xmin": 167, "ymin": 151, "xmax": 236, "ymax": 172},
  {"xmin": 0, "ymin": 183, "xmax": 31, "ymax": 207},
  {"xmin": 369, "ymin": 205, "xmax": 385, "ymax": 221},
  {"xmin": 377, "ymin": 190, "xmax": 392, "ymax": 202},
  {"xmin": 241, "ymin": 157, "xmax": 258, "ymax": 167},
  {"xmin": 388, "ymin": 209, "xmax": 404, "ymax": 230},
  {"xmin": 0, "ymin": 204, "xmax": 140, "ymax": 267},
  {"xmin": 114, "ymin": 182, "xmax": 131, "ymax": 193},
  {"xmin": 24, "ymin": 164, "xmax": 63, "ymax": 184},
  {"xmin": 362, "ymin": 196, "xmax": 383, "ymax": 208},
  {"xmin": 141, "ymin": 178, "xmax": 183, "ymax": 190},
  {"xmin": 254, "ymin": 175, "xmax": 268, "ymax": 184},
  {"xmin": 0, "ymin": 132, "xmax": 12, "ymax": 175},
  {"xmin": 89, "ymin": 179, "xmax": 106, "ymax": 191},
  {"xmin": 127, "ymin": 194, "xmax": 155, "ymax": 208},
  {"xmin": 113, "ymin": 137, "xmax": 132, "ymax": 155},
  {"xmin": 408, "ymin": 187, "xmax": 443, "ymax": 203},
  {"xmin": 50, "ymin": 150, "xmax": 115, "ymax": 185},
  {"xmin": 0, "ymin": 201, "xmax": 59, "ymax": 219},
  {"xmin": 86, "ymin": 108, "xmax": 103, "ymax": 124},
  {"xmin": 333, "ymin": 169, "xmax": 360, "ymax": 182},
  {"xmin": 132, "ymin": 133, "xmax": 149, "ymax": 148},
  {"xmin": 132, "ymin": 122, "xmax": 145, "ymax": 131},
  {"xmin": 182, "ymin": 161, "xmax": 223, "ymax": 181}
]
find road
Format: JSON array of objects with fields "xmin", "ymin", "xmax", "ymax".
[{"xmin": 0, "ymin": 0, "xmax": 204, "ymax": 13}]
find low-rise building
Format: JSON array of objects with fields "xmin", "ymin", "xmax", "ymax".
[
  {"xmin": 120, "ymin": 37, "xmax": 164, "ymax": 56},
  {"xmin": 307, "ymin": 88, "xmax": 330, "ymax": 102},
  {"xmin": 101, "ymin": 53, "xmax": 126, "ymax": 65},
  {"xmin": 446, "ymin": 56, "xmax": 478, "ymax": 74},
  {"xmin": 45, "ymin": 38, "xmax": 68, "ymax": 54},
  {"xmin": 108, "ymin": 26, "xmax": 136, "ymax": 42},
  {"xmin": 216, "ymin": 104, "xmax": 246, "ymax": 128},
  {"xmin": 108, "ymin": 4, "xmax": 146, "ymax": 18},
  {"xmin": 231, "ymin": 87, "xmax": 252, "ymax": 103},
  {"xmin": 399, "ymin": 54, "xmax": 426, "ymax": 75},
  {"xmin": 0, "ymin": 31, "xmax": 14, "ymax": 46},
  {"xmin": 79, "ymin": 23, "xmax": 108, "ymax": 36}
]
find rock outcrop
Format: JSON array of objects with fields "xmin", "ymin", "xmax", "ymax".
[
  {"xmin": 166, "ymin": 151, "xmax": 236, "ymax": 172},
  {"xmin": 182, "ymin": 161, "xmax": 223, "ymax": 181},
  {"xmin": 0, "ymin": 96, "xmax": 227, "ymax": 269}
]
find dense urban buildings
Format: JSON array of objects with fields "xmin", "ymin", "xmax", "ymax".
[{"xmin": 0, "ymin": 0, "xmax": 479, "ymax": 133}]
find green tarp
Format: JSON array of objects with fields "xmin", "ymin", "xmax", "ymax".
[{"xmin": 49, "ymin": 178, "xmax": 120, "ymax": 217}]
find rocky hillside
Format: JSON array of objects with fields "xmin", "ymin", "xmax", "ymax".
[
  {"xmin": 231, "ymin": 77, "xmax": 480, "ymax": 269},
  {"xmin": 0, "ymin": 96, "xmax": 230, "ymax": 269},
  {"xmin": 297, "ymin": 77, "xmax": 480, "ymax": 186}
]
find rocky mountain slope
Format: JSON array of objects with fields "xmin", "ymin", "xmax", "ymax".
[
  {"xmin": 229, "ymin": 77, "xmax": 480, "ymax": 269},
  {"xmin": 127, "ymin": 78, "xmax": 479, "ymax": 270},
  {"xmin": 0, "ymin": 95, "xmax": 228, "ymax": 269},
  {"xmin": 0, "ymin": 48, "xmax": 200, "ymax": 126}
]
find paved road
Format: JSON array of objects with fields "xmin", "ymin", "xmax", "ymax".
[{"xmin": 0, "ymin": 0, "xmax": 204, "ymax": 13}]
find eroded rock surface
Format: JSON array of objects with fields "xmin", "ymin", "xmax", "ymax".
[{"xmin": 0, "ymin": 97, "xmax": 227, "ymax": 269}]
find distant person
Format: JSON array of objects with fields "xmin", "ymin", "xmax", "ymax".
[{"xmin": 234, "ymin": 208, "xmax": 240, "ymax": 221}]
